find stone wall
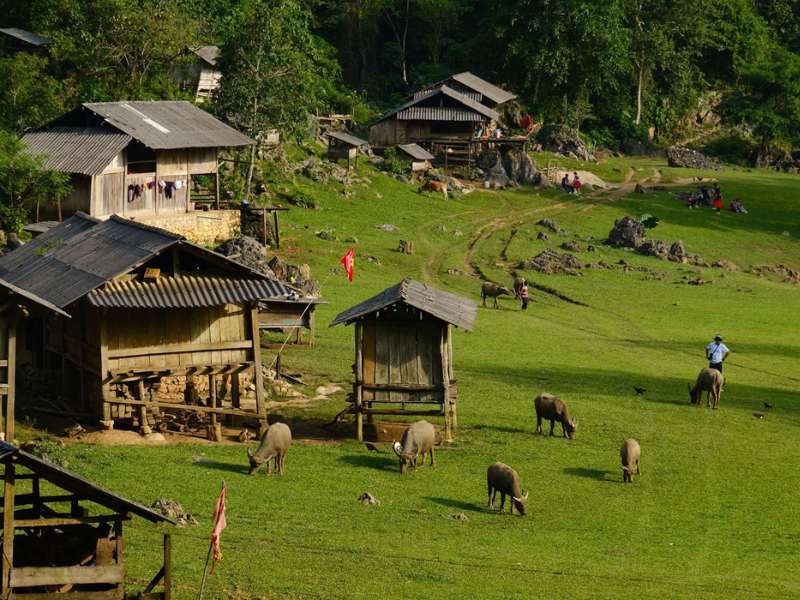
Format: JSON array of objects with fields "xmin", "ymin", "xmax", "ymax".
[{"xmin": 135, "ymin": 210, "xmax": 241, "ymax": 245}]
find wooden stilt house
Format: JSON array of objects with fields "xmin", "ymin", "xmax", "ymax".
[
  {"xmin": 330, "ymin": 279, "xmax": 477, "ymax": 441},
  {"xmin": 0, "ymin": 213, "xmax": 296, "ymax": 438},
  {"xmin": 0, "ymin": 282, "xmax": 175, "ymax": 598}
]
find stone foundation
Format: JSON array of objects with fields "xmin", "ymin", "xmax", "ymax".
[{"xmin": 135, "ymin": 210, "xmax": 241, "ymax": 245}]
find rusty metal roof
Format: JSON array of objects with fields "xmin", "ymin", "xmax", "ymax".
[
  {"xmin": 326, "ymin": 131, "xmax": 368, "ymax": 146},
  {"xmin": 0, "ymin": 214, "xmax": 290, "ymax": 309},
  {"xmin": 0, "ymin": 441, "xmax": 174, "ymax": 524},
  {"xmin": 189, "ymin": 45, "xmax": 219, "ymax": 66},
  {"xmin": 330, "ymin": 278, "xmax": 477, "ymax": 331},
  {"xmin": 76, "ymin": 101, "xmax": 253, "ymax": 150},
  {"xmin": 396, "ymin": 143, "xmax": 435, "ymax": 160},
  {"xmin": 89, "ymin": 275, "xmax": 293, "ymax": 308},
  {"xmin": 21, "ymin": 127, "xmax": 131, "ymax": 175},
  {"xmin": 371, "ymin": 85, "xmax": 499, "ymax": 126},
  {"xmin": 0, "ymin": 27, "xmax": 52, "ymax": 46}
]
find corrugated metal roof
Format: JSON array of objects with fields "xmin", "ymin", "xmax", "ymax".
[
  {"xmin": 0, "ymin": 27, "xmax": 52, "ymax": 46},
  {"xmin": 0, "ymin": 441, "xmax": 174, "ymax": 524},
  {"xmin": 189, "ymin": 45, "xmax": 219, "ymax": 66},
  {"xmin": 451, "ymin": 72, "xmax": 516, "ymax": 104},
  {"xmin": 397, "ymin": 107, "xmax": 482, "ymax": 122},
  {"xmin": 414, "ymin": 88, "xmax": 482, "ymax": 103},
  {"xmin": 330, "ymin": 278, "xmax": 477, "ymax": 331},
  {"xmin": 326, "ymin": 131, "xmax": 368, "ymax": 146},
  {"xmin": 0, "ymin": 213, "xmax": 294, "ymax": 309},
  {"xmin": 21, "ymin": 127, "xmax": 131, "ymax": 175},
  {"xmin": 371, "ymin": 85, "xmax": 499, "ymax": 126},
  {"xmin": 89, "ymin": 275, "xmax": 293, "ymax": 308},
  {"xmin": 81, "ymin": 101, "xmax": 254, "ymax": 150},
  {"xmin": 396, "ymin": 143, "xmax": 435, "ymax": 160}
]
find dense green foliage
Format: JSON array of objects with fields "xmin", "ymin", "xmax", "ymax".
[
  {"xmin": 2, "ymin": 0, "xmax": 800, "ymax": 152},
  {"xmin": 21, "ymin": 156, "xmax": 799, "ymax": 598}
]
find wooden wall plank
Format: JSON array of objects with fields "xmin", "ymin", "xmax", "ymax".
[
  {"xmin": 148, "ymin": 308, "xmax": 166, "ymax": 369},
  {"xmin": 10, "ymin": 565, "xmax": 126, "ymax": 587},
  {"xmin": 374, "ymin": 323, "xmax": 389, "ymax": 401},
  {"xmin": 362, "ymin": 321, "xmax": 376, "ymax": 401}
]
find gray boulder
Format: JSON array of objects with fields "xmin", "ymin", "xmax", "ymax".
[
  {"xmin": 605, "ymin": 216, "xmax": 646, "ymax": 248},
  {"xmin": 667, "ymin": 147, "xmax": 720, "ymax": 171},
  {"xmin": 535, "ymin": 124, "xmax": 595, "ymax": 162}
]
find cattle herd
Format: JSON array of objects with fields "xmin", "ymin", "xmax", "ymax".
[{"xmin": 244, "ymin": 308, "xmax": 730, "ymax": 516}]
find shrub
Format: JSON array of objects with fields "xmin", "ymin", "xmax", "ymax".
[{"xmin": 381, "ymin": 148, "xmax": 410, "ymax": 175}]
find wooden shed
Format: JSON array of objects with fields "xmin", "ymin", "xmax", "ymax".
[
  {"xmin": 396, "ymin": 143, "xmax": 435, "ymax": 172},
  {"xmin": 168, "ymin": 46, "xmax": 222, "ymax": 103},
  {"xmin": 0, "ymin": 441, "xmax": 174, "ymax": 599},
  {"xmin": 0, "ymin": 213, "xmax": 298, "ymax": 438},
  {"xmin": 325, "ymin": 131, "xmax": 368, "ymax": 170},
  {"xmin": 21, "ymin": 101, "xmax": 254, "ymax": 220},
  {"xmin": 330, "ymin": 278, "xmax": 477, "ymax": 441}
]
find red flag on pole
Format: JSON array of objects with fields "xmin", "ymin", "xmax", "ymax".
[
  {"xmin": 210, "ymin": 481, "xmax": 227, "ymax": 574},
  {"xmin": 340, "ymin": 246, "xmax": 355, "ymax": 282}
]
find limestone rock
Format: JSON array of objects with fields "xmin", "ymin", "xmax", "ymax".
[
  {"xmin": 667, "ymin": 147, "xmax": 720, "ymax": 170},
  {"xmin": 605, "ymin": 216, "xmax": 646, "ymax": 248},
  {"xmin": 535, "ymin": 124, "xmax": 595, "ymax": 162},
  {"xmin": 519, "ymin": 249, "xmax": 583, "ymax": 275}
]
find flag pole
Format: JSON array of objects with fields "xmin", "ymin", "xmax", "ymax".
[
  {"xmin": 267, "ymin": 249, "xmax": 353, "ymax": 372},
  {"xmin": 197, "ymin": 540, "xmax": 214, "ymax": 600}
]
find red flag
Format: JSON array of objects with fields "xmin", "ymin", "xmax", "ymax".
[
  {"xmin": 210, "ymin": 481, "xmax": 227, "ymax": 574},
  {"xmin": 340, "ymin": 246, "xmax": 355, "ymax": 282}
]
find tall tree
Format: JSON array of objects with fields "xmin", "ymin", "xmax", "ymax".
[
  {"xmin": 214, "ymin": 0, "xmax": 340, "ymax": 195},
  {"xmin": 0, "ymin": 133, "xmax": 71, "ymax": 232},
  {"xmin": 0, "ymin": 54, "xmax": 68, "ymax": 134}
]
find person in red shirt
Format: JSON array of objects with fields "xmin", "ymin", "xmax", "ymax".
[
  {"xmin": 714, "ymin": 196, "xmax": 723, "ymax": 214},
  {"xmin": 572, "ymin": 172, "xmax": 582, "ymax": 196}
]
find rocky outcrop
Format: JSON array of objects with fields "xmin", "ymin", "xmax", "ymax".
[
  {"xmin": 216, "ymin": 237, "xmax": 275, "ymax": 277},
  {"xmin": 537, "ymin": 219, "xmax": 567, "ymax": 235},
  {"xmin": 476, "ymin": 146, "xmax": 538, "ymax": 188},
  {"xmin": 667, "ymin": 147, "xmax": 720, "ymax": 171},
  {"xmin": 519, "ymin": 249, "xmax": 583, "ymax": 275},
  {"xmin": 535, "ymin": 124, "xmax": 595, "ymax": 162},
  {"xmin": 605, "ymin": 216, "xmax": 646, "ymax": 248}
]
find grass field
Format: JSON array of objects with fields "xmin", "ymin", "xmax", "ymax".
[{"xmin": 26, "ymin": 153, "xmax": 800, "ymax": 599}]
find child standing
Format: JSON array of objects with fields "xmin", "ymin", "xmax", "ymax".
[
  {"xmin": 714, "ymin": 196, "xmax": 723, "ymax": 214},
  {"xmin": 520, "ymin": 279, "xmax": 529, "ymax": 311}
]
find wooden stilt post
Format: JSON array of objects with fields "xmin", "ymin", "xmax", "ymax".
[
  {"xmin": 208, "ymin": 374, "xmax": 221, "ymax": 441},
  {"xmin": 273, "ymin": 210, "xmax": 280, "ymax": 249},
  {"xmin": 441, "ymin": 328, "xmax": 451, "ymax": 443},
  {"xmin": 231, "ymin": 372, "xmax": 240, "ymax": 409},
  {"xmin": 5, "ymin": 318, "xmax": 16, "ymax": 443},
  {"xmin": 215, "ymin": 149, "xmax": 220, "ymax": 211},
  {"xmin": 355, "ymin": 321, "xmax": 363, "ymax": 441},
  {"xmin": 2, "ymin": 460, "xmax": 15, "ymax": 595},
  {"xmin": 164, "ymin": 533, "xmax": 172, "ymax": 600}
]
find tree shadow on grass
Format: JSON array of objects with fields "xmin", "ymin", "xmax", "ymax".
[
  {"xmin": 424, "ymin": 496, "xmax": 484, "ymax": 514},
  {"xmin": 337, "ymin": 454, "xmax": 397, "ymax": 473},
  {"xmin": 563, "ymin": 467, "xmax": 619, "ymax": 483}
]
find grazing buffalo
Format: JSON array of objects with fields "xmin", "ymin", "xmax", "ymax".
[
  {"xmin": 247, "ymin": 423, "xmax": 292, "ymax": 475},
  {"xmin": 392, "ymin": 421, "xmax": 436, "ymax": 474},
  {"xmin": 534, "ymin": 393, "xmax": 578, "ymax": 439},
  {"xmin": 481, "ymin": 282, "xmax": 511, "ymax": 308},
  {"xmin": 620, "ymin": 439, "xmax": 641, "ymax": 483},
  {"xmin": 487, "ymin": 462, "xmax": 528, "ymax": 516},
  {"xmin": 418, "ymin": 180, "xmax": 448, "ymax": 200},
  {"xmin": 688, "ymin": 368, "xmax": 724, "ymax": 410}
]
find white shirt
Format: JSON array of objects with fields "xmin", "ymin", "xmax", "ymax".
[{"xmin": 706, "ymin": 342, "xmax": 730, "ymax": 363}]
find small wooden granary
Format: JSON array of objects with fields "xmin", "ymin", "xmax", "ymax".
[
  {"xmin": 0, "ymin": 213, "xmax": 297, "ymax": 438},
  {"xmin": 325, "ymin": 131, "xmax": 368, "ymax": 170},
  {"xmin": 395, "ymin": 143, "xmax": 435, "ymax": 172},
  {"xmin": 168, "ymin": 45, "xmax": 221, "ymax": 103},
  {"xmin": 330, "ymin": 278, "xmax": 477, "ymax": 441}
]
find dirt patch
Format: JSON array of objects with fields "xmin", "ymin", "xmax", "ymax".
[
  {"xmin": 712, "ymin": 260, "xmax": 741, "ymax": 272},
  {"xmin": 314, "ymin": 384, "xmax": 343, "ymax": 400}
]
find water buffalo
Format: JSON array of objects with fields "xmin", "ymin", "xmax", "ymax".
[
  {"xmin": 620, "ymin": 439, "xmax": 641, "ymax": 483},
  {"xmin": 392, "ymin": 420, "xmax": 436, "ymax": 474},
  {"xmin": 481, "ymin": 282, "xmax": 511, "ymax": 308},
  {"xmin": 418, "ymin": 180, "xmax": 448, "ymax": 200},
  {"xmin": 534, "ymin": 392, "xmax": 578, "ymax": 439},
  {"xmin": 487, "ymin": 462, "xmax": 528, "ymax": 515},
  {"xmin": 247, "ymin": 423, "xmax": 292, "ymax": 475},
  {"xmin": 688, "ymin": 368, "xmax": 724, "ymax": 410}
]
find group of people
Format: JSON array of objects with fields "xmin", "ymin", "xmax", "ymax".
[
  {"xmin": 685, "ymin": 183, "xmax": 747, "ymax": 214},
  {"xmin": 561, "ymin": 172, "xmax": 582, "ymax": 195}
]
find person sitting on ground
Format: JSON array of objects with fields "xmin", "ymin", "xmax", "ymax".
[
  {"xmin": 687, "ymin": 193, "xmax": 699, "ymax": 209},
  {"xmin": 572, "ymin": 172, "xmax": 582, "ymax": 195},
  {"xmin": 561, "ymin": 173, "xmax": 574, "ymax": 194},
  {"xmin": 699, "ymin": 186, "xmax": 712, "ymax": 205},
  {"xmin": 731, "ymin": 198, "xmax": 748, "ymax": 213}
]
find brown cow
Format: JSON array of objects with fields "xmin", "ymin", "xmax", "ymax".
[{"xmin": 418, "ymin": 180, "xmax": 448, "ymax": 201}]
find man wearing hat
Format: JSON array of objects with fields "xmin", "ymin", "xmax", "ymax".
[{"xmin": 706, "ymin": 334, "xmax": 730, "ymax": 373}]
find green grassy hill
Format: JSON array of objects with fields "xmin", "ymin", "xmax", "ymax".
[{"xmin": 50, "ymin": 154, "xmax": 800, "ymax": 598}]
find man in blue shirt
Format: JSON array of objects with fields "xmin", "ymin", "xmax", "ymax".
[{"xmin": 706, "ymin": 334, "xmax": 730, "ymax": 373}]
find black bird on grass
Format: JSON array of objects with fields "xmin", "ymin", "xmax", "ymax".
[
  {"xmin": 365, "ymin": 442, "xmax": 380, "ymax": 453},
  {"xmin": 633, "ymin": 386, "xmax": 647, "ymax": 395},
  {"xmin": 753, "ymin": 412, "xmax": 764, "ymax": 420},
  {"xmin": 764, "ymin": 402, "xmax": 773, "ymax": 410}
]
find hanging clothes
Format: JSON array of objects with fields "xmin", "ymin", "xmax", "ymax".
[
  {"xmin": 133, "ymin": 184, "xmax": 142, "ymax": 199},
  {"xmin": 174, "ymin": 179, "xmax": 184, "ymax": 189},
  {"xmin": 164, "ymin": 181, "xmax": 174, "ymax": 199},
  {"xmin": 127, "ymin": 184, "xmax": 135, "ymax": 202}
]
